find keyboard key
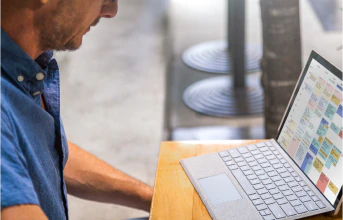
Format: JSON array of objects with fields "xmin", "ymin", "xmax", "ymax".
[
  {"xmin": 263, "ymin": 215, "xmax": 276, "ymax": 220},
  {"xmin": 259, "ymin": 174, "xmax": 269, "ymax": 180},
  {"xmin": 300, "ymin": 196, "xmax": 311, "ymax": 203},
  {"xmin": 234, "ymin": 157, "xmax": 244, "ymax": 163},
  {"xmin": 265, "ymin": 198, "xmax": 275, "ymax": 205},
  {"xmin": 229, "ymin": 149, "xmax": 241, "ymax": 158},
  {"xmin": 307, "ymin": 191, "xmax": 315, "ymax": 197},
  {"xmin": 225, "ymin": 161, "xmax": 235, "ymax": 166},
  {"xmin": 247, "ymin": 174, "xmax": 258, "ymax": 180},
  {"xmin": 275, "ymin": 180, "xmax": 286, "ymax": 187},
  {"xmin": 249, "ymin": 194, "xmax": 260, "ymax": 200},
  {"xmin": 244, "ymin": 170, "xmax": 254, "ymax": 176},
  {"xmin": 294, "ymin": 176, "xmax": 301, "ymax": 182},
  {"xmin": 249, "ymin": 161, "xmax": 258, "ymax": 167},
  {"xmin": 296, "ymin": 191, "xmax": 307, "ymax": 197},
  {"xmin": 267, "ymin": 171, "xmax": 278, "ymax": 177},
  {"xmin": 255, "ymin": 170, "xmax": 265, "ymax": 176},
  {"xmin": 295, "ymin": 204, "xmax": 308, "ymax": 214},
  {"xmin": 278, "ymin": 185, "xmax": 289, "ymax": 191},
  {"xmin": 261, "ymin": 162, "xmax": 271, "ymax": 168},
  {"xmin": 284, "ymin": 177, "xmax": 295, "ymax": 183},
  {"xmin": 268, "ymin": 203, "xmax": 287, "ymax": 219},
  {"xmin": 222, "ymin": 156, "xmax": 232, "ymax": 162},
  {"xmin": 238, "ymin": 147, "xmax": 249, "ymax": 154},
  {"xmin": 273, "ymin": 193, "xmax": 284, "ymax": 200},
  {"xmin": 287, "ymin": 168, "xmax": 294, "ymax": 173},
  {"xmin": 262, "ymin": 151, "xmax": 273, "ymax": 156},
  {"xmin": 253, "ymin": 199, "xmax": 264, "ymax": 206},
  {"xmin": 291, "ymin": 172, "xmax": 298, "ymax": 177},
  {"xmin": 299, "ymin": 181, "xmax": 306, "ymax": 187},
  {"xmin": 266, "ymin": 183, "xmax": 276, "ymax": 190},
  {"xmin": 250, "ymin": 179, "xmax": 261, "ymax": 185},
  {"xmin": 256, "ymin": 143, "xmax": 267, "ymax": 148},
  {"xmin": 242, "ymin": 152, "xmax": 253, "ymax": 158},
  {"xmin": 276, "ymin": 155, "xmax": 283, "ymax": 159},
  {"xmin": 269, "ymin": 159, "xmax": 279, "ymax": 165},
  {"xmin": 251, "ymin": 150, "xmax": 260, "ymax": 155},
  {"xmin": 237, "ymin": 161, "xmax": 247, "ymax": 167},
  {"xmin": 262, "ymin": 179, "xmax": 272, "ymax": 185},
  {"xmin": 280, "ymin": 159, "xmax": 287, "ymax": 164},
  {"xmin": 277, "ymin": 198, "xmax": 288, "ymax": 205},
  {"xmin": 257, "ymin": 188, "xmax": 269, "ymax": 195},
  {"xmin": 266, "ymin": 155, "xmax": 276, "ymax": 160},
  {"xmin": 256, "ymin": 204, "xmax": 268, "ymax": 211},
  {"xmin": 264, "ymin": 167, "xmax": 274, "ymax": 173},
  {"xmin": 312, "ymin": 196, "xmax": 319, "ymax": 202},
  {"xmin": 292, "ymin": 186, "xmax": 302, "ymax": 192},
  {"xmin": 269, "ymin": 188, "xmax": 280, "ymax": 195},
  {"xmin": 316, "ymin": 201, "xmax": 326, "ymax": 209},
  {"xmin": 228, "ymin": 165, "xmax": 238, "ymax": 170},
  {"xmin": 273, "ymin": 151, "xmax": 280, "ymax": 156},
  {"xmin": 276, "ymin": 167, "xmax": 287, "ymax": 174},
  {"xmin": 258, "ymin": 158, "xmax": 268, "ymax": 164},
  {"xmin": 284, "ymin": 163, "xmax": 291, "ymax": 168},
  {"xmin": 280, "ymin": 203, "xmax": 297, "ymax": 216},
  {"xmin": 288, "ymin": 182, "xmax": 298, "ymax": 188},
  {"xmin": 247, "ymin": 145, "xmax": 257, "ymax": 151},
  {"xmin": 303, "ymin": 186, "xmax": 311, "ymax": 192},
  {"xmin": 245, "ymin": 157, "xmax": 255, "ymax": 163},
  {"xmin": 252, "ymin": 165, "xmax": 262, "ymax": 171},
  {"xmin": 219, "ymin": 151, "xmax": 229, "ymax": 157},
  {"xmin": 282, "ymin": 190, "xmax": 294, "ymax": 196},
  {"xmin": 240, "ymin": 165, "xmax": 250, "ymax": 171},
  {"xmin": 271, "ymin": 176, "xmax": 281, "ymax": 182},
  {"xmin": 231, "ymin": 169, "xmax": 256, "ymax": 195},
  {"xmin": 280, "ymin": 172, "xmax": 290, "ymax": 178},
  {"xmin": 254, "ymin": 184, "xmax": 265, "ymax": 190},
  {"xmin": 269, "ymin": 146, "xmax": 276, "ymax": 151},
  {"xmin": 255, "ymin": 154, "xmax": 264, "ymax": 160},
  {"xmin": 290, "ymin": 199, "xmax": 302, "ymax": 207},
  {"xmin": 304, "ymin": 201, "xmax": 319, "ymax": 211},
  {"xmin": 286, "ymin": 195, "xmax": 298, "ymax": 201},
  {"xmin": 273, "ymin": 164, "xmax": 283, "ymax": 169},
  {"xmin": 261, "ymin": 193, "xmax": 272, "ymax": 200},
  {"xmin": 266, "ymin": 142, "xmax": 273, "ymax": 147},
  {"xmin": 260, "ymin": 147, "xmax": 269, "ymax": 152}
]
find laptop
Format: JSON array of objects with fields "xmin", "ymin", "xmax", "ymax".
[{"xmin": 180, "ymin": 51, "xmax": 342, "ymax": 220}]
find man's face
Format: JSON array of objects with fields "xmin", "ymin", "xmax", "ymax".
[{"xmin": 35, "ymin": 0, "xmax": 118, "ymax": 51}]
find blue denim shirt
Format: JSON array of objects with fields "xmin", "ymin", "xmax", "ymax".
[{"xmin": 1, "ymin": 28, "xmax": 69, "ymax": 219}]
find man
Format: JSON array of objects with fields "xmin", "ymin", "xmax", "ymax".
[{"xmin": 1, "ymin": 0, "xmax": 153, "ymax": 219}]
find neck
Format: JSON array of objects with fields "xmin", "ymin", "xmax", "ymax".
[{"xmin": 1, "ymin": 7, "xmax": 44, "ymax": 60}]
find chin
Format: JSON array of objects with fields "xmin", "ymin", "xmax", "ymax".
[{"xmin": 62, "ymin": 37, "xmax": 83, "ymax": 51}]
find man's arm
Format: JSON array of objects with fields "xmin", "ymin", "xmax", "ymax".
[
  {"xmin": 1, "ymin": 205, "xmax": 48, "ymax": 220},
  {"xmin": 64, "ymin": 141, "xmax": 153, "ymax": 211}
]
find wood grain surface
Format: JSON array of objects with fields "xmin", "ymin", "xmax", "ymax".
[{"xmin": 149, "ymin": 141, "xmax": 342, "ymax": 220}]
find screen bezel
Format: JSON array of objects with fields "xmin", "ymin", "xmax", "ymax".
[{"xmin": 275, "ymin": 50, "xmax": 343, "ymax": 209}]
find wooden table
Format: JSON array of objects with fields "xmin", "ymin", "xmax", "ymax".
[{"xmin": 149, "ymin": 140, "xmax": 342, "ymax": 220}]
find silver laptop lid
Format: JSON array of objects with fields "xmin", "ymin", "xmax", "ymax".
[{"xmin": 276, "ymin": 51, "xmax": 342, "ymax": 209}]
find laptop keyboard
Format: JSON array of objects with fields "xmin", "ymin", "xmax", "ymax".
[{"xmin": 219, "ymin": 141, "xmax": 326, "ymax": 220}]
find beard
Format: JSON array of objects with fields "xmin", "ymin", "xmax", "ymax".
[{"xmin": 34, "ymin": 1, "xmax": 100, "ymax": 52}]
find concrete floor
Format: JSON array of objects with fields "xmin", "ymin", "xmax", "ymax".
[{"xmin": 53, "ymin": 0, "xmax": 341, "ymax": 219}]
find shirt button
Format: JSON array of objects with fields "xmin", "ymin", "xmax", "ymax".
[
  {"xmin": 32, "ymin": 91, "xmax": 41, "ymax": 96},
  {"xmin": 17, "ymin": 75, "xmax": 24, "ymax": 82},
  {"xmin": 36, "ymin": 72, "xmax": 45, "ymax": 81}
]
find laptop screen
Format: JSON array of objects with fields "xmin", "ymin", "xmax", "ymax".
[{"xmin": 276, "ymin": 51, "xmax": 342, "ymax": 207}]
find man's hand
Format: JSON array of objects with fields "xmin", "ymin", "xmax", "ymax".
[{"xmin": 64, "ymin": 141, "xmax": 153, "ymax": 212}]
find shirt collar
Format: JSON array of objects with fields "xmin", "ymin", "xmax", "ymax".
[{"xmin": 1, "ymin": 28, "xmax": 54, "ymax": 97}]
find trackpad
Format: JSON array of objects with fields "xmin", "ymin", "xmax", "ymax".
[{"xmin": 198, "ymin": 174, "xmax": 242, "ymax": 206}]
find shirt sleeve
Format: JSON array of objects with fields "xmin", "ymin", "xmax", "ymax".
[{"xmin": 1, "ymin": 110, "xmax": 40, "ymax": 208}]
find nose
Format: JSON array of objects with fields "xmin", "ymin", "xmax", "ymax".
[{"xmin": 100, "ymin": 0, "xmax": 118, "ymax": 18}]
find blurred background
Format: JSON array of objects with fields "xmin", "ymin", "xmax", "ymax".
[{"xmin": 54, "ymin": 0, "xmax": 342, "ymax": 219}]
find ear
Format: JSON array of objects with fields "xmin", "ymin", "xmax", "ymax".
[{"xmin": 40, "ymin": 0, "xmax": 49, "ymax": 4}]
